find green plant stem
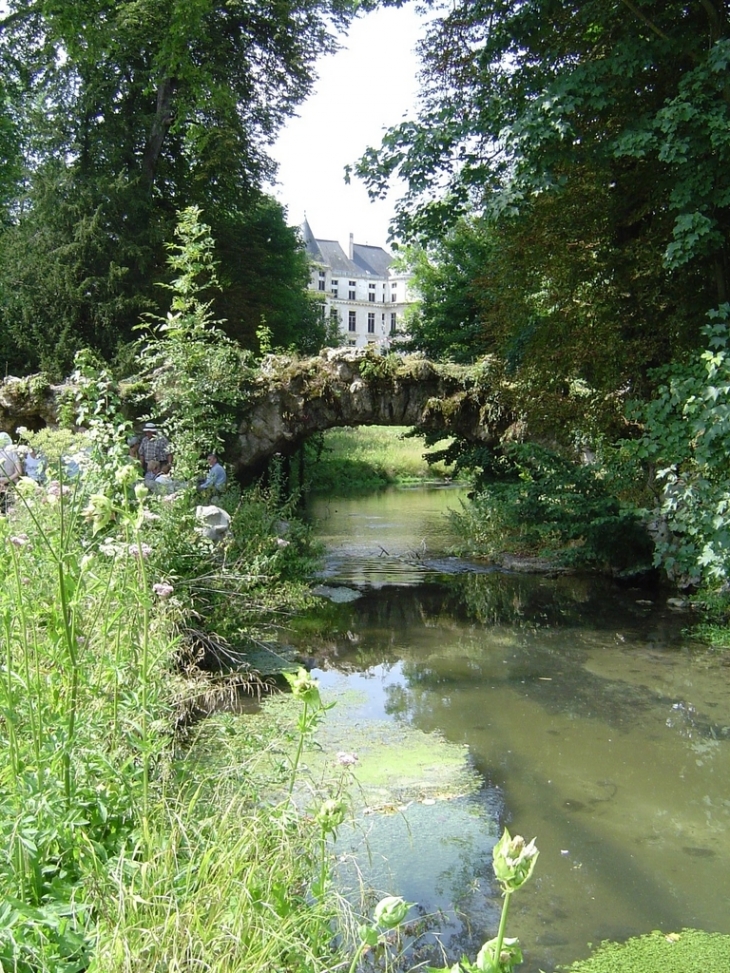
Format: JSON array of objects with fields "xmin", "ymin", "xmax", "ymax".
[
  {"xmin": 493, "ymin": 889, "xmax": 512, "ymax": 970},
  {"xmin": 135, "ymin": 531, "xmax": 151, "ymax": 824},
  {"xmin": 319, "ymin": 829, "xmax": 327, "ymax": 897},
  {"xmin": 57, "ymin": 555, "xmax": 79, "ymax": 805},
  {"xmin": 347, "ymin": 940, "xmax": 368, "ymax": 973},
  {"xmin": 10, "ymin": 545, "xmax": 41, "ymax": 772},
  {"xmin": 287, "ymin": 699, "xmax": 309, "ymax": 797}
]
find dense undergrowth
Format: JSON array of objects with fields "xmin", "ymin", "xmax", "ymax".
[{"xmin": 0, "ymin": 433, "xmax": 349, "ymax": 973}]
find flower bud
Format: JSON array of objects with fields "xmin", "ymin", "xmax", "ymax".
[
  {"xmin": 283, "ymin": 667, "xmax": 322, "ymax": 707},
  {"xmin": 492, "ymin": 828, "xmax": 539, "ymax": 892},
  {"xmin": 372, "ymin": 895, "xmax": 414, "ymax": 930},
  {"xmin": 316, "ymin": 798, "xmax": 347, "ymax": 835}
]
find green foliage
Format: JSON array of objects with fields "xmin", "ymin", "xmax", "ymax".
[
  {"xmin": 136, "ymin": 206, "xmax": 255, "ymax": 477},
  {"xmin": 0, "ymin": 358, "xmax": 357, "ymax": 972},
  {"xmin": 399, "ymin": 221, "xmax": 495, "ymax": 363},
  {"xmin": 304, "ymin": 427, "xmax": 455, "ymax": 496},
  {"xmin": 451, "ymin": 443, "xmax": 652, "ymax": 573},
  {"xmin": 563, "ymin": 928, "xmax": 730, "ymax": 973},
  {"xmin": 355, "ymin": 0, "xmax": 727, "ymax": 444},
  {"xmin": 632, "ymin": 304, "xmax": 730, "ymax": 584},
  {"xmin": 0, "ymin": 0, "xmax": 358, "ymax": 374}
]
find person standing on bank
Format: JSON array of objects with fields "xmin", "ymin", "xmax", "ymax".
[
  {"xmin": 138, "ymin": 422, "xmax": 173, "ymax": 475},
  {"xmin": 197, "ymin": 452, "xmax": 227, "ymax": 493}
]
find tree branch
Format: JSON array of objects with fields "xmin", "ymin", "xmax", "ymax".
[{"xmin": 619, "ymin": 0, "xmax": 671, "ymax": 42}]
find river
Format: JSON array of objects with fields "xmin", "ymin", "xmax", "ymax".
[{"xmin": 285, "ymin": 485, "xmax": 730, "ymax": 972}]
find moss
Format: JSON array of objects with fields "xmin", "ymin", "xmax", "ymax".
[
  {"xmin": 28, "ymin": 373, "xmax": 51, "ymax": 397},
  {"xmin": 563, "ymin": 929, "xmax": 730, "ymax": 973}
]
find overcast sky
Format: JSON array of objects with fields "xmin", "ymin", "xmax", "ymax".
[{"xmin": 269, "ymin": 4, "xmax": 429, "ymax": 253}]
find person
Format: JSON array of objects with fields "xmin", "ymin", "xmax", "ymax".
[
  {"xmin": 0, "ymin": 432, "xmax": 22, "ymax": 510},
  {"xmin": 137, "ymin": 422, "xmax": 173, "ymax": 474},
  {"xmin": 23, "ymin": 445, "xmax": 43, "ymax": 483},
  {"xmin": 127, "ymin": 435, "xmax": 140, "ymax": 463},
  {"xmin": 197, "ymin": 452, "xmax": 227, "ymax": 493}
]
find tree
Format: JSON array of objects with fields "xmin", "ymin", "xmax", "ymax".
[
  {"xmin": 357, "ymin": 1, "xmax": 730, "ymax": 389},
  {"xmin": 0, "ymin": 0, "xmax": 363, "ymax": 375}
]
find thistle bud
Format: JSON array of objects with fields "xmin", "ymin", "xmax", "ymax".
[
  {"xmin": 372, "ymin": 895, "xmax": 414, "ymax": 930},
  {"xmin": 493, "ymin": 828, "xmax": 539, "ymax": 892}
]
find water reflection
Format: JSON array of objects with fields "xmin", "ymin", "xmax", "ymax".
[{"xmin": 293, "ymin": 489, "xmax": 730, "ymax": 971}]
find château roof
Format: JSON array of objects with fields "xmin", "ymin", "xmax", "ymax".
[{"xmin": 301, "ymin": 220, "xmax": 393, "ymax": 279}]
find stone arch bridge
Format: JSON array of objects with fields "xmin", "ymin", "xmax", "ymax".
[
  {"xmin": 231, "ymin": 347, "xmax": 515, "ymax": 478},
  {"xmin": 0, "ymin": 348, "xmax": 517, "ymax": 479}
]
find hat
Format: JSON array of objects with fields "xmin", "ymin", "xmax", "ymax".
[
  {"xmin": 142, "ymin": 422, "xmax": 157, "ymax": 432},
  {"xmin": 0, "ymin": 432, "xmax": 12, "ymax": 447},
  {"xmin": 127, "ymin": 435, "xmax": 140, "ymax": 446}
]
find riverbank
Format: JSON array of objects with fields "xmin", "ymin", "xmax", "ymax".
[{"xmin": 0, "ymin": 450, "xmax": 357, "ymax": 972}]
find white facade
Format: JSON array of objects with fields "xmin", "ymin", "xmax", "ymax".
[{"xmin": 302, "ymin": 221, "xmax": 412, "ymax": 349}]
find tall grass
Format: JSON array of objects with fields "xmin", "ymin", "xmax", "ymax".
[{"xmin": 0, "ymin": 446, "xmax": 354, "ymax": 972}]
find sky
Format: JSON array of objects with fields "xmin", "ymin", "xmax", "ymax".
[{"xmin": 269, "ymin": 4, "xmax": 429, "ymax": 254}]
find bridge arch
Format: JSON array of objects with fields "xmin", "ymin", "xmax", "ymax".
[{"xmin": 231, "ymin": 347, "xmax": 514, "ymax": 479}]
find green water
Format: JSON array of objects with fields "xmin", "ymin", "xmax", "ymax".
[{"xmin": 292, "ymin": 487, "xmax": 730, "ymax": 971}]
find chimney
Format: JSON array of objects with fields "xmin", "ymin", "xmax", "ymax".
[{"xmin": 349, "ymin": 233, "xmax": 354, "ymax": 260}]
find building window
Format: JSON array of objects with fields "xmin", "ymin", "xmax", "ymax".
[
  {"xmin": 367, "ymin": 313, "xmax": 375, "ymax": 334},
  {"xmin": 348, "ymin": 311, "xmax": 356, "ymax": 332},
  {"xmin": 349, "ymin": 280, "xmax": 356, "ymax": 287},
  {"xmin": 331, "ymin": 278, "xmax": 339, "ymax": 298},
  {"xmin": 391, "ymin": 282, "xmax": 397, "ymax": 302},
  {"xmin": 368, "ymin": 292, "xmax": 375, "ymax": 303},
  {"xmin": 390, "ymin": 313, "xmax": 397, "ymax": 333},
  {"xmin": 349, "ymin": 289, "xmax": 356, "ymax": 300},
  {"xmin": 318, "ymin": 280, "xmax": 325, "ymax": 292}
]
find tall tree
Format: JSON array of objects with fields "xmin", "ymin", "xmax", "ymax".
[
  {"xmin": 357, "ymin": 1, "xmax": 730, "ymax": 393},
  {"xmin": 0, "ymin": 0, "xmax": 362, "ymax": 375}
]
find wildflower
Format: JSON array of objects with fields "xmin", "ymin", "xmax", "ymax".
[
  {"xmin": 337, "ymin": 751, "xmax": 358, "ymax": 766},
  {"xmin": 9, "ymin": 534, "xmax": 29, "ymax": 548},
  {"xmin": 492, "ymin": 829, "xmax": 539, "ymax": 893},
  {"xmin": 476, "ymin": 936, "xmax": 523, "ymax": 972},
  {"xmin": 153, "ymin": 582, "xmax": 174, "ymax": 599},
  {"xmin": 115, "ymin": 463, "xmax": 140, "ymax": 488},
  {"xmin": 129, "ymin": 543, "xmax": 152, "ymax": 559}
]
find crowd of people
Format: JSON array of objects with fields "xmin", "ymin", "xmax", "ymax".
[{"xmin": 0, "ymin": 420, "xmax": 227, "ymax": 510}]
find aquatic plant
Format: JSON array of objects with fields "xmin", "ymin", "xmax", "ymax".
[{"xmin": 563, "ymin": 928, "xmax": 730, "ymax": 973}]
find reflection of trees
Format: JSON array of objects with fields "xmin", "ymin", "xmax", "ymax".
[{"xmin": 292, "ymin": 575, "xmax": 701, "ymax": 736}]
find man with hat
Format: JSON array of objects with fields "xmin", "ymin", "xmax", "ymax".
[{"xmin": 137, "ymin": 422, "xmax": 173, "ymax": 475}]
